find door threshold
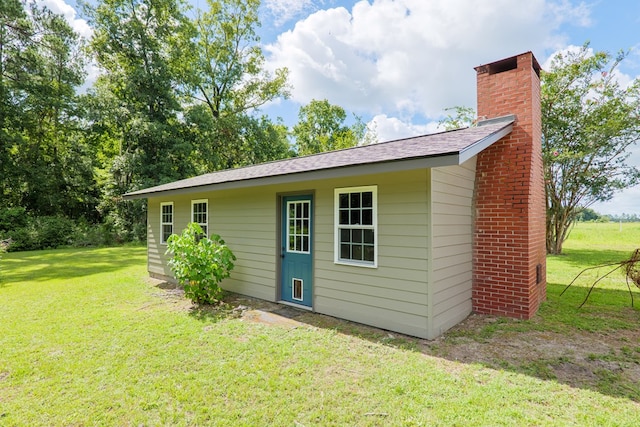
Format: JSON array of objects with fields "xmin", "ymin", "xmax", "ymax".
[{"xmin": 278, "ymin": 300, "xmax": 313, "ymax": 311}]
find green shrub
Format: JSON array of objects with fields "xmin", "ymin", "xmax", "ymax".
[
  {"xmin": 166, "ymin": 223, "xmax": 236, "ymax": 304},
  {"xmin": 3, "ymin": 227, "xmax": 38, "ymax": 252},
  {"xmin": 0, "ymin": 211, "xmax": 129, "ymax": 252},
  {"xmin": 71, "ymin": 220, "xmax": 117, "ymax": 247},
  {"xmin": 0, "ymin": 238, "xmax": 8, "ymax": 280},
  {"xmin": 35, "ymin": 216, "xmax": 75, "ymax": 248},
  {"xmin": 0, "ymin": 207, "xmax": 28, "ymax": 233},
  {"xmin": 1, "ymin": 215, "xmax": 75, "ymax": 251}
]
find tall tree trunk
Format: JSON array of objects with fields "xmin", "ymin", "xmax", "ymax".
[{"xmin": 546, "ymin": 205, "xmax": 574, "ymax": 254}]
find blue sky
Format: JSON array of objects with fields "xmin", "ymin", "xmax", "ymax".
[{"xmin": 44, "ymin": 0, "xmax": 640, "ymax": 215}]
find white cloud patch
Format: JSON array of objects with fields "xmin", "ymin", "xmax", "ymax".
[
  {"xmin": 592, "ymin": 184, "xmax": 640, "ymax": 216},
  {"xmin": 546, "ymin": 0, "xmax": 591, "ymax": 27},
  {"xmin": 263, "ymin": 0, "xmax": 334, "ymax": 27},
  {"xmin": 591, "ymin": 139, "xmax": 640, "ymax": 215},
  {"xmin": 369, "ymin": 114, "xmax": 440, "ymax": 142},
  {"xmin": 266, "ymin": 0, "xmax": 593, "ymax": 122},
  {"xmin": 36, "ymin": 0, "xmax": 92, "ymax": 39}
]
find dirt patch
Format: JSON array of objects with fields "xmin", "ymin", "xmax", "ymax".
[
  {"xmin": 421, "ymin": 314, "xmax": 640, "ymax": 399},
  {"xmin": 151, "ymin": 286, "xmax": 640, "ymax": 400}
]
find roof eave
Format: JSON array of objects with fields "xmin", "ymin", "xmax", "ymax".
[
  {"xmin": 123, "ymin": 116, "xmax": 515, "ymax": 200},
  {"xmin": 458, "ymin": 116, "xmax": 514, "ymax": 164},
  {"xmin": 123, "ymin": 153, "xmax": 463, "ymax": 200}
]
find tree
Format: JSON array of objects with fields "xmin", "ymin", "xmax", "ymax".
[
  {"xmin": 86, "ymin": 0, "xmax": 195, "ymax": 239},
  {"xmin": 576, "ymin": 208, "xmax": 602, "ymax": 222},
  {"xmin": 1, "ymin": 1, "xmax": 95, "ymax": 219},
  {"xmin": 292, "ymin": 99, "xmax": 368, "ymax": 155},
  {"xmin": 439, "ymin": 44, "xmax": 640, "ymax": 255},
  {"xmin": 543, "ymin": 44, "xmax": 640, "ymax": 254},
  {"xmin": 437, "ymin": 106, "xmax": 476, "ymax": 131},
  {"xmin": 183, "ymin": 104, "xmax": 292, "ymax": 173},
  {"xmin": 178, "ymin": 0, "xmax": 289, "ymax": 120},
  {"xmin": 0, "ymin": 0, "xmax": 30, "ymax": 203},
  {"xmin": 176, "ymin": 0, "xmax": 291, "ymax": 170}
]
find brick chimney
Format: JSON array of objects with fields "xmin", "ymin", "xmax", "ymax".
[{"xmin": 472, "ymin": 52, "xmax": 546, "ymax": 319}]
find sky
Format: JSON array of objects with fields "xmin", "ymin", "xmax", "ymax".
[{"xmin": 42, "ymin": 0, "xmax": 640, "ymax": 215}]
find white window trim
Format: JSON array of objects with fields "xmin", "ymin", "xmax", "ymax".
[
  {"xmin": 286, "ymin": 200, "xmax": 311, "ymax": 255},
  {"xmin": 160, "ymin": 202, "xmax": 174, "ymax": 245},
  {"xmin": 191, "ymin": 199, "xmax": 208, "ymax": 237},
  {"xmin": 334, "ymin": 185, "xmax": 378, "ymax": 268}
]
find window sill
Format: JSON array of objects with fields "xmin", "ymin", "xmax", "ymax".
[{"xmin": 334, "ymin": 260, "xmax": 377, "ymax": 269}]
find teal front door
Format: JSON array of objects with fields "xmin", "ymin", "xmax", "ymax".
[{"xmin": 281, "ymin": 195, "xmax": 313, "ymax": 307}]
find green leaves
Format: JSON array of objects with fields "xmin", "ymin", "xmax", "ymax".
[
  {"xmin": 166, "ymin": 223, "xmax": 236, "ymax": 304},
  {"xmin": 293, "ymin": 99, "xmax": 370, "ymax": 155},
  {"xmin": 543, "ymin": 43, "xmax": 640, "ymax": 253},
  {"xmin": 0, "ymin": 0, "xmax": 92, "ymax": 218},
  {"xmin": 438, "ymin": 106, "xmax": 476, "ymax": 131},
  {"xmin": 179, "ymin": 0, "xmax": 290, "ymax": 119}
]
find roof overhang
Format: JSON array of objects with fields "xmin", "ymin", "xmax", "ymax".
[
  {"xmin": 123, "ymin": 115, "xmax": 514, "ymax": 200},
  {"xmin": 459, "ymin": 115, "xmax": 514, "ymax": 163}
]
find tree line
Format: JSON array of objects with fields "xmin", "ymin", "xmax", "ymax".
[
  {"xmin": 576, "ymin": 208, "xmax": 640, "ymax": 223},
  {"xmin": 0, "ymin": 0, "xmax": 367, "ymax": 250},
  {"xmin": 2, "ymin": 1, "xmax": 639, "ymax": 255}
]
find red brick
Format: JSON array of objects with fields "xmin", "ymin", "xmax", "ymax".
[{"xmin": 472, "ymin": 52, "xmax": 547, "ymax": 319}]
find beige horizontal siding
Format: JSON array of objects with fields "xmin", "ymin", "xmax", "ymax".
[
  {"xmin": 428, "ymin": 159, "xmax": 476, "ymax": 338},
  {"xmin": 311, "ymin": 170, "xmax": 430, "ymax": 338},
  {"xmin": 146, "ymin": 168, "xmax": 432, "ymax": 338},
  {"xmin": 313, "ymin": 296, "xmax": 430, "ymax": 339}
]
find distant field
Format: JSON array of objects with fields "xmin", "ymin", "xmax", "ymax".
[
  {"xmin": 563, "ymin": 221, "xmax": 640, "ymax": 252},
  {"xmin": 548, "ymin": 221, "xmax": 640, "ymax": 312}
]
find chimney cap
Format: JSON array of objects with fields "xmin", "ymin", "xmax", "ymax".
[{"xmin": 475, "ymin": 51, "xmax": 541, "ymax": 78}]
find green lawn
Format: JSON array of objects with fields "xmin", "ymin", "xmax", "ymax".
[
  {"xmin": 545, "ymin": 221, "xmax": 640, "ymax": 330},
  {"xmin": 1, "ymin": 224, "xmax": 640, "ymax": 426}
]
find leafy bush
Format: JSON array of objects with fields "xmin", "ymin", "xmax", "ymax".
[
  {"xmin": 0, "ymin": 210, "xmax": 133, "ymax": 252},
  {"xmin": 0, "ymin": 207, "xmax": 28, "ymax": 233},
  {"xmin": 71, "ymin": 220, "xmax": 117, "ymax": 247},
  {"xmin": 3, "ymin": 227, "xmax": 38, "ymax": 252},
  {"xmin": 35, "ymin": 216, "xmax": 75, "ymax": 248},
  {"xmin": 166, "ymin": 223, "xmax": 236, "ymax": 304},
  {"xmin": 0, "ymin": 238, "xmax": 9, "ymax": 280},
  {"xmin": 1, "ymin": 215, "xmax": 75, "ymax": 251}
]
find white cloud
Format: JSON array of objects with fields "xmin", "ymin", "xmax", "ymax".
[
  {"xmin": 263, "ymin": 0, "xmax": 316, "ymax": 27},
  {"xmin": 592, "ymin": 145, "xmax": 640, "ymax": 215},
  {"xmin": 592, "ymin": 184, "xmax": 640, "ymax": 216},
  {"xmin": 36, "ymin": 0, "xmax": 92, "ymax": 39},
  {"xmin": 266, "ymin": 0, "xmax": 593, "ymax": 122},
  {"xmin": 546, "ymin": 0, "xmax": 591, "ymax": 27},
  {"xmin": 369, "ymin": 114, "xmax": 439, "ymax": 142}
]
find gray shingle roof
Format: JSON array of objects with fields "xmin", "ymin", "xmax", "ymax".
[{"xmin": 124, "ymin": 115, "xmax": 514, "ymax": 199}]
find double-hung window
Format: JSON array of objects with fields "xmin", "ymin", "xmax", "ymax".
[
  {"xmin": 160, "ymin": 202, "xmax": 173, "ymax": 244},
  {"xmin": 334, "ymin": 186, "xmax": 377, "ymax": 267},
  {"xmin": 191, "ymin": 199, "xmax": 208, "ymax": 236}
]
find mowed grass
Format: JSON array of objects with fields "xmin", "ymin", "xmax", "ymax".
[
  {"xmin": 544, "ymin": 222, "xmax": 640, "ymax": 331},
  {"xmin": 0, "ymin": 225, "xmax": 639, "ymax": 426}
]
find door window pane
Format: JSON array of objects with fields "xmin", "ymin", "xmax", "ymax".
[{"xmin": 286, "ymin": 200, "xmax": 311, "ymax": 254}]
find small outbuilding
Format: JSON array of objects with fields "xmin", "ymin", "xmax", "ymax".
[{"xmin": 125, "ymin": 52, "xmax": 547, "ymax": 339}]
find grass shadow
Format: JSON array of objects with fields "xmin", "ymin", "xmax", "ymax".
[
  {"xmin": 551, "ymin": 248, "xmax": 637, "ymax": 269},
  {"xmin": 209, "ymin": 286, "xmax": 640, "ymax": 403},
  {"xmin": 187, "ymin": 302, "xmax": 241, "ymax": 324}
]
